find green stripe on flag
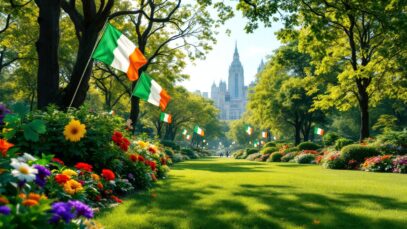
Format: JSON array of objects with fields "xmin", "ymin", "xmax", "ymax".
[
  {"xmin": 132, "ymin": 72, "xmax": 152, "ymax": 100},
  {"xmin": 160, "ymin": 112, "xmax": 165, "ymax": 121},
  {"xmin": 92, "ymin": 24, "xmax": 122, "ymax": 65}
]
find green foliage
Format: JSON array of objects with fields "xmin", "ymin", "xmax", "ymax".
[
  {"xmin": 2, "ymin": 114, "xmax": 46, "ymax": 142},
  {"xmin": 281, "ymin": 152, "xmax": 299, "ymax": 162},
  {"xmin": 260, "ymin": 147, "xmax": 278, "ymax": 155},
  {"xmin": 297, "ymin": 142, "xmax": 320, "ymax": 150},
  {"xmin": 161, "ymin": 140, "xmax": 180, "ymax": 150},
  {"xmin": 283, "ymin": 147, "xmax": 299, "ymax": 153},
  {"xmin": 335, "ymin": 138, "xmax": 354, "ymax": 150},
  {"xmin": 246, "ymin": 152, "xmax": 262, "ymax": 161},
  {"xmin": 377, "ymin": 130, "xmax": 407, "ymax": 153},
  {"xmin": 323, "ymin": 132, "xmax": 340, "ymax": 146},
  {"xmin": 340, "ymin": 144, "xmax": 381, "ymax": 163},
  {"xmin": 246, "ymin": 148, "xmax": 259, "ymax": 155},
  {"xmin": 294, "ymin": 154, "xmax": 316, "ymax": 164},
  {"xmin": 372, "ymin": 115, "xmax": 398, "ymax": 132},
  {"xmin": 322, "ymin": 152, "xmax": 346, "ymax": 169},
  {"xmin": 268, "ymin": 152, "xmax": 284, "ymax": 162},
  {"xmin": 263, "ymin": 142, "xmax": 276, "ymax": 148},
  {"xmin": 181, "ymin": 148, "xmax": 199, "ymax": 159}
]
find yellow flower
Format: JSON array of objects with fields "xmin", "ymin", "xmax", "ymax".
[
  {"xmin": 83, "ymin": 219, "xmax": 104, "ymax": 229},
  {"xmin": 91, "ymin": 173, "xmax": 100, "ymax": 181},
  {"xmin": 63, "ymin": 179, "xmax": 83, "ymax": 195},
  {"xmin": 63, "ymin": 119, "xmax": 86, "ymax": 142},
  {"xmin": 137, "ymin": 141, "xmax": 148, "ymax": 149},
  {"xmin": 62, "ymin": 169, "xmax": 78, "ymax": 178}
]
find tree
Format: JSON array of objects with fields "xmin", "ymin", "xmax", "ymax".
[{"xmin": 235, "ymin": 0, "xmax": 407, "ymax": 141}]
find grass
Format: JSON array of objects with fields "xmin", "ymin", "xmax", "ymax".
[{"xmin": 96, "ymin": 158, "xmax": 407, "ymax": 229}]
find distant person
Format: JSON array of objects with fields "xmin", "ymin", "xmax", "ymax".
[
  {"xmin": 226, "ymin": 151, "xmax": 229, "ymax": 158},
  {"xmin": 220, "ymin": 152, "xmax": 223, "ymax": 157}
]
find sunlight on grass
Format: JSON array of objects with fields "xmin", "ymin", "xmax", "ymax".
[{"xmin": 96, "ymin": 158, "xmax": 407, "ymax": 229}]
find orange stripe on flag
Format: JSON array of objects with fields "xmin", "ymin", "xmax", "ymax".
[
  {"xmin": 159, "ymin": 89, "xmax": 170, "ymax": 111},
  {"xmin": 127, "ymin": 48, "xmax": 147, "ymax": 81}
]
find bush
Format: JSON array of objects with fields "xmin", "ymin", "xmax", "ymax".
[
  {"xmin": 323, "ymin": 132, "xmax": 340, "ymax": 146},
  {"xmin": 246, "ymin": 152, "xmax": 262, "ymax": 161},
  {"xmin": 268, "ymin": 152, "xmax": 284, "ymax": 162},
  {"xmin": 232, "ymin": 150, "xmax": 245, "ymax": 159},
  {"xmin": 260, "ymin": 146, "xmax": 278, "ymax": 155},
  {"xmin": 259, "ymin": 153, "xmax": 271, "ymax": 161},
  {"xmin": 322, "ymin": 152, "xmax": 346, "ymax": 169},
  {"xmin": 340, "ymin": 144, "xmax": 381, "ymax": 163},
  {"xmin": 181, "ymin": 148, "xmax": 199, "ymax": 159},
  {"xmin": 284, "ymin": 147, "xmax": 299, "ymax": 153},
  {"xmin": 164, "ymin": 148, "xmax": 174, "ymax": 158},
  {"xmin": 361, "ymin": 155, "xmax": 394, "ymax": 172},
  {"xmin": 335, "ymin": 138, "xmax": 354, "ymax": 150},
  {"xmin": 160, "ymin": 140, "xmax": 180, "ymax": 150},
  {"xmin": 294, "ymin": 153, "xmax": 316, "ymax": 164},
  {"xmin": 246, "ymin": 148, "xmax": 259, "ymax": 155},
  {"xmin": 263, "ymin": 142, "xmax": 276, "ymax": 148},
  {"xmin": 377, "ymin": 130, "xmax": 407, "ymax": 155},
  {"xmin": 281, "ymin": 152, "xmax": 299, "ymax": 162},
  {"xmin": 298, "ymin": 142, "xmax": 320, "ymax": 150},
  {"xmin": 392, "ymin": 155, "xmax": 407, "ymax": 173}
]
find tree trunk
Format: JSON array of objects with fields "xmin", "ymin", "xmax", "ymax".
[
  {"xmin": 35, "ymin": 0, "xmax": 61, "ymax": 110},
  {"xmin": 359, "ymin": 89, "xmax": 370, "ymax": 141},
  {"xmin": 130, "ymin": 92, "xmax": 140, "ymax": 134},
  {"xmin": 294, "ymin": 123, "xmax": 301, "ymax": 145},
  {"xmin": 59, "ymin": 27, "xmax": 99, "ymax": 108}
]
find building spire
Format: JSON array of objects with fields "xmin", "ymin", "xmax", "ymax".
[{"xmin": 233, "ymin": 41, "xmax": 239, "ymax": 60}]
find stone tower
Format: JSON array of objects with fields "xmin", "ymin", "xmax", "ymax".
[{"xmin": 228, "ymin": 42, "xmax": 244, "ymax": 99}]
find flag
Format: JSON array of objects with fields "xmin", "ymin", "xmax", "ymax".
[
  {"xmin": 92, "ymin": 24, "xmax": 147, "ymax": 81},
  {"xmin": 182, "ymin": 129, "xmax": 188, "ymax": 135},
  {"xmin": 314, "ymin": 127, "xmax": 325, "ymax": 136},
  {"xmin": 194, "ymin": 126, "xmax": 205, "ymax": 136},
  {"xmin": 262, "ymin": 131, "xmax": 268, "ymax": 138},
  {"xmin": 160, "ymin": 112, "xmax": 172, "ymax": 123},
  {"xmin": 132, "ymin": 72, "xmax": 171, "ymax": 111},
  {"xmin": 273, "ymin": 136, "xmax": 277, "ymax": 140},
  {"xmin": 186, "ymin": 134, "xmax": 191, "ymax": 140},
  {"xmin": 245, "ymin": 126, "xmax": 253, "ymax": 135}
]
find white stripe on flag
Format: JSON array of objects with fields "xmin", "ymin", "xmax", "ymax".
[
  {"xmin": 147, "ymin": 80, "xmax": 162, "ymax": 106},
  {"xmin": 111, "ymin": 35, "xmax": 135, "ymax": 72}
]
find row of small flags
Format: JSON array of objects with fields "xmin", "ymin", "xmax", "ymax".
[
  {"xmin": 181, "ymin": 126, "xmax": 205, "ymax": 141},
  {"xmin": 245, "ymin": 126, "xmax": 325, "ymax": 140}
]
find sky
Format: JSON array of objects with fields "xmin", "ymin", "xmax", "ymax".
[{"xmin": 179, "ymin": 9, "xmax": 284, "ymax": 95}]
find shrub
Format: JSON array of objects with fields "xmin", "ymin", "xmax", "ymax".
[
  {"xmin": 160, "ymin": 140, "xmax": 180, "ymax": 150},
  {"xmin": 335, "ymin": 138, "xmax": 354, "ymax": 150},
  {"xmin": 246, "ymin": 152, "xmax": 262, "ymax": 161},
  {"xmin": 181, "ymin": 148, "xmax": 199, "ymax": 159},
  {"xmin": 164, "ymin": 148, "xmax": 174, "ymax": 158},
  {"xmin": 268, "ymin": 152, "xmax": 283, "ymax": 162},
  {"xmin": 340, "ymin": 144, "xmax": 381, "ymax": 163},
  {"xmin": 263, "ymin": 142, "xmax": 276, "ymax": 148},
  {"xmin": 362, "ymin": 155, "xmax": 394, "ymax": 172},
  {"xmin": 298, "ymin": 142, "xmax": 320, "ymax": 150},
  {"xmin": 294, "ymin": 153, "xmax": 316, "ymax": 164},
  {"xmin": 392, "ymin": 155, "xmax": 407, "ymax": 173},
  {"xmin": 377, "ymin": 130, "xmax": 407, "ymax": 155},
  {"xmin": 260, "ymin": 147, "xmax": 278, "ymax": 155},
  {"xmin": 281, "ymin": 152, "xmax": 299, "ymax": 162},
  {"xmin": 284, "ymin": 147, "xmax": 299, "ymax": 153},
  {"xmin": 323, "ymin": 132, "xmax": 340, "ymax": 146},
  {"xmin": 322, "ymin": 152, "xmax": 346, "ymax": 169},
  {"xmin": 232, "ymin": 150, "xmax": 245, "ymax": 159},
  {"xmin": 259, "ymin": 153, "xmax": 271, "ymax": 162},
  {"xmin": 246, "ymin": 148, "xmax": 259, "ymax": 155}
]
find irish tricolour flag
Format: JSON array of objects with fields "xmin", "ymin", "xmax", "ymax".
[
  {"xmin": 182, "ymin": 129, "xmax": 188, "ymax": 135},
  {"xmin": 246, "ymin": 126, "xmax": 253, "ymax": 135},
  {"xmin": 262, "ymin": 131, "xmax": 268, "ymax": 138},
  {"xmin": 194, "ymin": 126, "xmax": 205, "ymax": 136},
  {"xmin": 133, "ymin": 72, "xmax": 171, "ymax": 111},
  {"xmin": 93, "ymin": 24, "xmax": 147, "ymax": 81},
  {"xmin": 160, "ymin": 112, "xmax": 172, "ymax": 123},
  {"xmin": 314, "ymin": 127, "xmax": 325, "ymax": 136}
]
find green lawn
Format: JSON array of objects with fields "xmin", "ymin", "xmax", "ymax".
[{"xmin": 96, "ymin": 158, "xmax": 407, "ymax": 229}]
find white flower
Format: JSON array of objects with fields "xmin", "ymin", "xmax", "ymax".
[
  {"xmin": 10, "ymin": 159, "xmax": 38, "ymax": 182},
  {"xmin": 17, "ymin": 153, "xmax": 37, "ymax": 163}
]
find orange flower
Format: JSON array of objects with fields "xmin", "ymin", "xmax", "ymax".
[
  {"xmin": 91, "ymin": 173, "xmax": 100, "ymax": 181},
  {"xmin": 97, "ymin": 182, "xmax": 104, "ymax": 190},
  {"xmin": 0, "ymin": 139, "xmax": 14, "ymax": 157},
  {"xmin": 28, "ymin": 193, "xmax": 41, "ymax": 201},
  {"xmin": 0, "ymin": 196, "xmax": 9, "ymax": 205},
  {"xmin": 18, "ymin": 193, "xmax": 26, "ymax": 199},
  {"xmin": 22, "ymin": 199, "xmax": 39, "ymax": 207}
]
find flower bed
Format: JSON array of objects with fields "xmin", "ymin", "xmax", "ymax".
[{"xmin": 0, "ymin": 106, "xmax": 175, "ymax": 227}]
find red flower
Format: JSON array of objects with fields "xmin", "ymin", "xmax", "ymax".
[
  {"xmin": 137, "ymin": 155, "xmax": 145, "ymax": 162},
  {"xmin": 0, "ymin": 139, "xmax": 14, "ymax": 157},
  {"xmin": 160, "ymin": 157, "xmax": 167, "ymax": 165},
  {"xmin": 145, "ymin": 160, "xmax": 156, "ymax": 171},
  {"xmin": 111, "ymin": 195, "xmax": 123, "ymax": 203},
  {"xmin": 148, "ymin": 146, "xmax": 157, "ymax": 154},
  {"xmin": 75, "ymin": 162, "xmax": 93, "ymax": 172},
  {"xmin": 112, "ymin": 131, "xmax": 123, "ymax": 143},
  {"xmin": 54, "ymin": 174, "xmax": 70, "ymax": 184},
  {"xmin": 129, "ymin": 154, "xmax": 138, "ymax": 162},
  {"xmin": 101, "ymin": 169, "xmax": 115, "ymax": 181},
  {"xmin": 95, "ymin": 195, "xmax": 102, "ymax": 202},
  {"xmin": 52, "ymin": 157, "xmax": 65, "ymax": 165}
]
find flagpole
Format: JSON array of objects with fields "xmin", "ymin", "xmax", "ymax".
[{"xmin": 68, "ymin": 20, "xmax": 109, "ymax": 109}]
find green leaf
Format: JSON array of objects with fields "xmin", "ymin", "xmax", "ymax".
[{"xmin": 22, "ymin": 119, "xmax": 47, "ymax": 142}]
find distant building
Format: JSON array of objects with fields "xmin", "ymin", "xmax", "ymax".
[{"xmin": 202, "ymin": 92, "xmax": 209, "ymax": 98}]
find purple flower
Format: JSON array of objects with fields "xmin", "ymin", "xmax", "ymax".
[
  {"xmin": 33, "ymin": 165, "xmax": 51, "ymax": 187},
  {"xmin": 68, "ymin": 200, "xmax": 94, "ymax": 219},
  {"xmin": 49, "ymin": 202, "xmax": 75, "ymax": 224},
  {"xmin": 0, "ymin": 104, "xmax": 11, "ymax": 124},
  {"xmin": 0, "ymin": 205, "xmax": 11, "ymax": 215}
]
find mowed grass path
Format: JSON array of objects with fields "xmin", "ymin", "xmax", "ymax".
[{"xmin": 97, "ymin": 158, "xmax": 407, "ymax": 229}]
